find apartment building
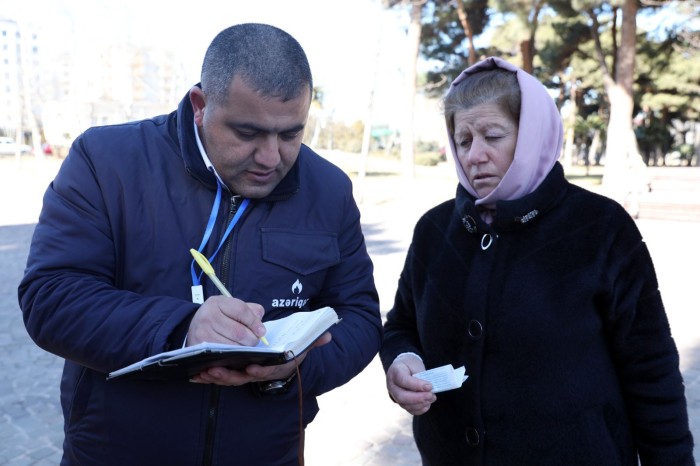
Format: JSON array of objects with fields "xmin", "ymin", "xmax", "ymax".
[{"xmin": 1, "ymin": 15, "xmax": 188, "ymax": 153}]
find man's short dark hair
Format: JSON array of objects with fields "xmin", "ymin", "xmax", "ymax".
[{"xmin": 201, "ymin": 23, "xmax": 313, "ymax": 104}]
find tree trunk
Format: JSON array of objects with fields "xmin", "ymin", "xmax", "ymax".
[
  {"xmin": 400, "ymin": 0, "xmax": 422, "ymax": 179},
  {"xmin": 357, "ymin": 36, "xmax": 383, "ymax": 204},
  {"xmin": 588, "ymin": 129, "xmax": 601, "ymax": 166},
  {"xmin": 519, "ymin": 39, "xmax": 534, "ymax": 74},
  {"xmin": 562, "ymin": 76, "xmax": 578, "ymax": 169},
  {"xmin": 599, "ymin": 0, "xmax": 647, "ymax": 214},
  {"xmin": 519, "ymin": 0, "xmax": 543, "ymax": 74},
  {"xmin": 456, "ymin": 0, "xmax": 478, "ymax": 65}
]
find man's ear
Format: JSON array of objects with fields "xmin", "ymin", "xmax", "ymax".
[{"xmin": 189, "ymin": 86, "xmax": 206, "ymax": 125}]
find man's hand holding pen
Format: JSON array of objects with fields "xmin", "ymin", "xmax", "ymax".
[
  {"xmin": 187, "ymin": 295, "xmax": 267, "ymax": 348},
  {"xmin": 186, "ymin": 294, "xmax": 332, "ymax": 386}
]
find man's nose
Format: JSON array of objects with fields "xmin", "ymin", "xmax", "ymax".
[{"xmin": 255, "ymin": 135, "xmax": 281, "ymax": 167}]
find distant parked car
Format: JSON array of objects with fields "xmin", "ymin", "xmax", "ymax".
[{"xmin": 0, "ymin": 136, "xmax": 33, "ymax": 155}]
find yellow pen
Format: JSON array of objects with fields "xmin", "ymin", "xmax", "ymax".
[{"xmin": 190, "ymin": 248, "xmax": 269, "ymax": 346}]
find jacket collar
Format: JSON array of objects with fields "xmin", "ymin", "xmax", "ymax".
[
  {"xmin": 173, "ymin": 85, "xmax": 301, "ymax": 202},
  {"xmin": 456, "ymin": 162, "xmax": 568, "ymax": 235}
]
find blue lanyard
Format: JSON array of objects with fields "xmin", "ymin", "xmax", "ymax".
[{"xmin": 190, "ymin": 181, "xmax": 250, "ymax": 286}]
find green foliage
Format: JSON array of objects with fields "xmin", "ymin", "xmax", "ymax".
[
  {"xmin": 637, "ymin": 29, "xmax": 700, "ymax": 120},
  {"xmin": 660, "ymin": 52, "xmax": 699, "ymax": 117},
  {"xmin": 336, "ymin": 121, "xmax": 365, "ymax": 153},
  {"xmin": 487, "ymin": 17, "xmax": 527, "ymax": 62},
  {"xmin": 575, "ymin": 113, "xmax": 606, "ymax": 135},
  {"xmin": 545, "ymin": 0, "xmax": 579, "ymax": 17},
  {"xmin": 415, "ymin": 151, "xmax": 445, "ymax": 166},
  {"xmin": 388, "ymin": 0, "xmax": 698, "ymax": 165},
  {"xmin": 414, "ymin": 139, "xmax": 446, "ymax": 166},
  {"xmin": 538, "ymin": 15, "xmax": 591, "ymax": 73},
  {"xmin": 303, "ymin": 117, "xmax": 365, "ymax": 153},
  {"xmin": 420, "ymin": 0, "xmax": 490, "ymax": 96},
  {"xmin": 635, "ymin": 113, "xmax": 673, "ymax": 162}
]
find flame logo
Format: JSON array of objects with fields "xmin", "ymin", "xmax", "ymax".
[{"xmin": 292, "ymin": 279, "xmax": 302, "ymax": 294}]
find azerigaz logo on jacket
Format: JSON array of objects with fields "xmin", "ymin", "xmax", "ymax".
[{"xmin": 271, "ymin": 279, "xmax": 309, "ymax": 308}]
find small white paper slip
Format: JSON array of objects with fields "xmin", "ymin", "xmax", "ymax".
[{"xmin": 414, "ymin": 364, "xmax": 468, "ymax": 393}]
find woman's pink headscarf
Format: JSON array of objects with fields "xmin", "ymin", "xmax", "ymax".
[{"xmin": 446, "ymin": 57, "xmax": 564, "ymax": 207}]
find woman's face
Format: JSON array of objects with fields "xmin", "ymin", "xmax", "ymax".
[{"xmin": 453, "ymin": 103, "xmax": 518, "ymax": 198}]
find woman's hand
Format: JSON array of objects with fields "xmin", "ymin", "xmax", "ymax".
[{"xmin": 386, "ymin": 354, "xmax": 436, "ymax": 415}]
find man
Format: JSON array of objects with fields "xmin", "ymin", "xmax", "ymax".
[{"xmin": 19, "ymin": 23, "xmax": 381, "ymax": 465}]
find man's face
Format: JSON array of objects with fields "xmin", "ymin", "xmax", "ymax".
[{"xmin": 190, "ymin": 77, "xmax": 311, "ymax": 199}]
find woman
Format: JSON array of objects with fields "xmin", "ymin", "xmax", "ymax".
[{"xmin": 380, "ymin": 57, "xmax": 694, "ymax": 465}]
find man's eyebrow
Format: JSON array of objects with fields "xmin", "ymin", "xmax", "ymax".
[{"xmin": 230, "ymin": 122, "xmax": 305, "ymax": 134}]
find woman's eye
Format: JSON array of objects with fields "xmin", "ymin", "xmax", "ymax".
[{"xmin": 459, "ymin": 138, "xmax": 472, "ymax": 148}]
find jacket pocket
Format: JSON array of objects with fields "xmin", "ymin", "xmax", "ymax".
[{"xmin": 261, "ymin": 229, "xmax": 339, "ymax": 275}]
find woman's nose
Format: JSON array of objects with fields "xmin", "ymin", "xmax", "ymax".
[{"xmin": 467, "ymin": 138, "xmax": 488, "ymax": 164}]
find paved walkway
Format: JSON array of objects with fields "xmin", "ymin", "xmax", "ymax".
[{"xmin": 0, "ymin": 154, "xmax": 698, "ymax": 465}]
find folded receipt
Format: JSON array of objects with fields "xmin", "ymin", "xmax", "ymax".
[{"xmin": 414, "ymin": 364, "xmax": 469, "ymax": 393}]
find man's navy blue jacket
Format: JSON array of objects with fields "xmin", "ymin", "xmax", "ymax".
[{"xmin": 19, "ymin": 90, "xmax": 381, "ymax": 465}]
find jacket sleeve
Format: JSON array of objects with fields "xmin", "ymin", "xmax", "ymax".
[
  {"xmin": 379, "ymin": 228, "xmax": 425, "ymax": 373},
  {"xmin": 18, "ymin": 134, "xmax": 198, "ymax": 374},
  {"xmin": 602, "ymin": 214, "xmax": 694, "ymax": 464}
]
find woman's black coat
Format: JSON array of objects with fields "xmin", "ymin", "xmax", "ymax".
[{"xmin": 381, "ymin": 163, "xmax": 694, "ymax": 465}]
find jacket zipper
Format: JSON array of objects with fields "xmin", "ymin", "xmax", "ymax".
[
  {"xmin": 220, "ymin": 196, "xmax": 239, "ymax": 286},
  {"xmin": 202, "ymin": 388, "xmax": 221, "ymax": 466},
  {"xmin": 202, "ymin": 195, "xmax": 240, "ymax": 466}
]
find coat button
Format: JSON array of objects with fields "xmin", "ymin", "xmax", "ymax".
[
  {"xmin": 468, "ymin": 320, "xmax": 483, "ymax": 339},
  {"xmin": 461, "ymin": 215, "xmax": 477, "ymax": 233},
  {"xmin": 465, "ymin": 427, "xmax": 480, "ymax": 446}
]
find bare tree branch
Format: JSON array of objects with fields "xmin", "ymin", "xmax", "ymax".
[{"xmin": 586, "ymin": 8, "xmax": 613, "ymax": 86}]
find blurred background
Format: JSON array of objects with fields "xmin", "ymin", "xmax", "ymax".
[
  {"xmin": 1, "ymin": 0, "xmax": 698, "ymax": 193},
  {"xmin": 0, "ymin": 1, "xmax": 699, "ymax": 464}
]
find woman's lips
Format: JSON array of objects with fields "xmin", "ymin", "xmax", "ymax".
[{"xmin": 472, "ymin": 173, "xmax": 495, "ymax": 181}]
